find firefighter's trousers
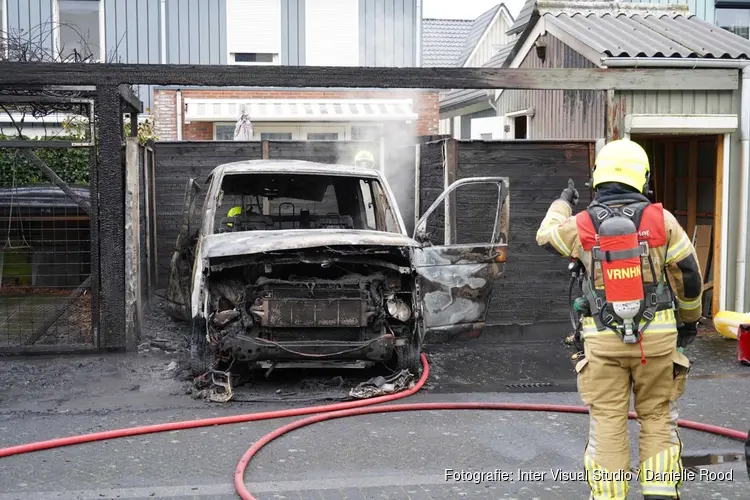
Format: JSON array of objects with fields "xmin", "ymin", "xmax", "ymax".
[{"xmin": 575, "ymin": 347, "xmax": 691, "ymax": 499}]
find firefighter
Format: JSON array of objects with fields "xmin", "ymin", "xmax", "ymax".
[
  {"xmin": 354, "ymin": 150, "xmax": 375, "ymax": 169},
  {"xmin": 226, "ymin": 206, "xmax": 242, "ymax": 229},
  {"xmin": 536, "ymin": 138, "xmax": 703, "ymax": 499},
  {"xmin": 226, "ymin": 205, "xmax": 258, "ymax": 228}
]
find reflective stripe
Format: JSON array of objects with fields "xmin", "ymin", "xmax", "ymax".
[
  {"xmin": 639, "ymin": 444, "xmax": 682, "ymax": 497},
  {"xmin": 677, "ymin": 296, "xmax": 702, "ymax": 310},
  {"xmin": 537, "ymin": 222, "xmax": 572, "ymax": 256},
  {"xmin": 581, "ymin": 310, "xmax": 676, "ymax": 338},
  {"xmin": 583, "ymin": 455, "xmax": 629, "ymax": 499},
  {"xmin": 550, "ymin": 227, "xmax": 572, "ymax": 256},
  {"xmin": 665, "ymin": 233, "xmax": 691, "ymax": 264}
]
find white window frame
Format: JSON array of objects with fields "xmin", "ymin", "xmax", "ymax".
[
  {"xmin": 225, "ymin": 0, "xmax": 282, "ymax": 66},
  {"xmin": 212, "ymin": 122, "xmax": 389, "ymax": 141},
  {"xmin": 53, "ymin": 0, "xmax": 106, "ymax": 62},
  {"xmin": 213, "ymin": 122, "xmax": 300, "ymax": 140},
  {"xmin": 300, "ymin": 124, "xmax": 347, "ymax": 141},
  {"xmin": 229, "ymin": 52, "xmax": 280, "ymax": 66},
  {"xmin": 1, "ymin": 0, "xmax": 8, "ymax": 59},
  {"xmin": 213, "ymin": 123, "xmax": 236, "ymax": 141}
]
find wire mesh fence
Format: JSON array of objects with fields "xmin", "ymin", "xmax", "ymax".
[{"xmin": 0, "ymin": 149, "xmax": 94, "ymax": 350}]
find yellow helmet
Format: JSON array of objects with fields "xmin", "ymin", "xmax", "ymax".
[
  {"xmin": 354, "ymin": 150, "xmax": 375, "ymax": 166},
  {"xmin": 227, "ymin": 206, "xmax": 242, "ymax": 218},
  {"xmin": 592, "ymin": 139, "xmax": 650, "ymax": 193}
]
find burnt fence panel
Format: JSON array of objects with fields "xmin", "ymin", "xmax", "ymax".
[
  {"xmin": 0, "ymin": 175, "xmax": 93, "ymax": 351},
  {"xmin": 152, "ymin": 141, "xmax": 263, "ymax": 286},
  {"xmin": 455, "ymin": 140, "xmax": 594, "ymax": 327},
  {"xmin": 417, "ymin": 139, "xmax": 447, "ymax": 244}
]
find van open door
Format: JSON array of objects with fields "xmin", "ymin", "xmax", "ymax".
[
  {"xmin": 165, "ymin": 178, "xmax": 202, "ymax": 322},
  {"xmin": 413, "ymin": 177, "xmax": 509, "ymax": 343}
]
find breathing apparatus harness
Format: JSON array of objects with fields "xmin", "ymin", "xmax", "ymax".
[
  {"xmin": 566, "ymin": 258, "xmax": 586, "ymax": 354},
  {"xmin": 574, "ymin": 192, "xmax": 676, "ymax": 348}
]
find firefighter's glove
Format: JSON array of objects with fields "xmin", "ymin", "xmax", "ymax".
[
  {"xmin": 559, "ymin": 178, "xmax": 579, "ymax": 208},
  {"xmin": 677, "ymin": 322, "xmax": 698, "ymax": 348}
]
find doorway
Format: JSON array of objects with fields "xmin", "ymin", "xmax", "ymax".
[{"xmin": 632, "ymin": 135, "xmax": 723, "ymax": 317}]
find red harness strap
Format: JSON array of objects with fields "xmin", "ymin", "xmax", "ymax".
[{"xmin": 575, "ymin": 203, "xmax": 667, "ymax": 250}]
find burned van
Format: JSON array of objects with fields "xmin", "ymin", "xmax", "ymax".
[{"xmin": 165, "ymin": 160, "xmax": 509, "ymax": 375}]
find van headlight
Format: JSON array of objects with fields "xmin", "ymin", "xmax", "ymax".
[{"xmin": 386, "ymin": 296, "xmax": 411, "ymax": 322}]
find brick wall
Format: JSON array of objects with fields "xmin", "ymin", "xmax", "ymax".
[
  {"xmin": 153, "ymin": 90, "xmax": 177, "ymax": 140},
  {"xmin": 416, "ymin": 91, "xmax": 439, "ymax": 136},
  {"xmin": 153, "ymin": 89, "xmax": 440, "ymax": 140}
]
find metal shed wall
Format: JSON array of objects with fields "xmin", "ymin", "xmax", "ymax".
[{"xmin": 494, "ymin": 34, "xmax": 606, "ymax": 140}]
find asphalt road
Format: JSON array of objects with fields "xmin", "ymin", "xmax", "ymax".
[{"xmin": 0, "ymin": 309, "xmax": 748, "ymax": 500}]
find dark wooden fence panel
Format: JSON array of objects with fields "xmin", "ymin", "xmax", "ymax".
[
  {"xmin": 455, "ymin": 140, "xmax": 594, "ymax": 327},
  {"xmin": 417, "ymin": 140, "xmax": 446, "ymax": 244},
  {"xmin": 153, "ymin": 141, "xmax": 263, "ymax": 285}
]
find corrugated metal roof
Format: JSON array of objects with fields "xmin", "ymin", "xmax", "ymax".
[
  {"xmin": 547, "ymin": 11, "xmax": 750, "ymax": 59},
  {"xmin": 456, "ymin": 5, "xmax": 504, "ymax": 66},
  {"xmin": 421, "ymin": 18, "xmax": 473, "ymax": 66}
]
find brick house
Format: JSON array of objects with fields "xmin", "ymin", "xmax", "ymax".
[{"xmin": 153, "ymin": 88, "xmax": 439, "ymax": 142}]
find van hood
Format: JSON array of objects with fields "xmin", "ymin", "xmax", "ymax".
[{"xmin": 200, "ymin": 229, "xmax": 420, "ymax": 259}]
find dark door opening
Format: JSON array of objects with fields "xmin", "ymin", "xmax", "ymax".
[
  {"xmin": 514, "ymin": 116, "xmax": 527, "ymax": 139},
  {"xmin": 632, "ymin": 134, "xmax": 722, "ymax": 317}
]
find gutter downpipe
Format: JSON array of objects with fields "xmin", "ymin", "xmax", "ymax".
[
  {"xmin": 737, "ymin": 65, "xmax": 750, "ymax": 312},
  {"xmin": 415, "ymin": 0, "xmax": 422, "ymax": 67},
  {"xmin": 176, "ymin": 90, "xmax": 183, "ymax": 141}
]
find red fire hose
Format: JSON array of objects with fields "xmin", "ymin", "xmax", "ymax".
[{"xmin": 0, "ymin": 353, "xmax": 747, "ymax": 500}]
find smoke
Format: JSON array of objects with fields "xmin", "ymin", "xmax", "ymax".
[{"xmin": 324, "ymin": 88, "xmax": 425, "ymax": 236}]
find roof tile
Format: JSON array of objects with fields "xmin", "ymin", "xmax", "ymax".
[{"xmin": 421, "ymin": 18, "xmax": 474, "ymax": 66}]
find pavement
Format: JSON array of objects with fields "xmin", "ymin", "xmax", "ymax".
[{"xmin": 0, "ymin": 301, "xmax": 748, "ymax": 500}]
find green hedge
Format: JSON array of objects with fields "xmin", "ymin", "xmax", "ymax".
[{"xmin": 0, "ymin": 135, "xmax": 91, "ymax": 188}]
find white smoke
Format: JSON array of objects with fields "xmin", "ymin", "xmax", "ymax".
[{"xmin": 328, "ymin": 89, "xmax": 425, "ymax": 235}]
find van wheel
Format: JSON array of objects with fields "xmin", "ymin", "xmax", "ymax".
[
  {"xmin": 189, "ymin": 321, "xmax": 211, "ymax": 376},
  {"xmin": 396, "ymin": 338, "xmax": 422, "ymax": 376}
]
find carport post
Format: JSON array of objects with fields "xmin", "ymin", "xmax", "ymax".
[{"xmin": 97, "ymin": 85, "xmax": 127, "ymax": 349}]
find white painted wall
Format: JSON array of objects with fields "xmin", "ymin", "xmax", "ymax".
[
  {"xmin": 226, "ymin": 0, "xmax": 281, "ymax": 56},
  {"xmin": 305, "ymin": 0, "xmax": 358, "ymax": 66},
  {"xmin": 470, "ymin": 116, "xmax": 506, "ymax": 139}
]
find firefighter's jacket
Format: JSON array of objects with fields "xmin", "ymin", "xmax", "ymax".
[{"xmin": 536, "ymin": 198, "xmax": 703, "ymax": 358}]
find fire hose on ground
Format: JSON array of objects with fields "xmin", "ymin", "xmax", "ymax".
[{"xmin": 0, "ymin": 354, "xmax": 748, "ymax": 500}]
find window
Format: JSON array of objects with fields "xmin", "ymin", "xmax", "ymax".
[
  {"xmin": 215, "ymin": 124, "xmax": 235, "ymax": 141},
  {"xmin": 231, "ymin": 52, "xmax": 278, "ymax": 64},
  {"xmin": 261, "ymin": 132, "xmax": 292, "ymax": 141},
  {"xmin": 351, "ymin": 126, "xmax": 382, "ymax": 141},
  {"xmin": 212, "ymin": 173, "xmax": 397, "ymax": 234},
  {"xmin": 56, "ymin": 0, "xmax": 103, "ymax": 62},
  {"xmin": 307, "ymin": 132, "xmax": 339, "ymax": 141},
  {"xmin": 716, "ymin": 6, "xmax": 750, "ymax": 39}
]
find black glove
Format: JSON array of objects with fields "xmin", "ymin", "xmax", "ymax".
[
  {"xmin": 560, "ymin": 178, "xmax": 579, "ymax": 208},
  {"xmin": 677, "ymin": 322, "xmax": 698, "ymax": 348}
]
